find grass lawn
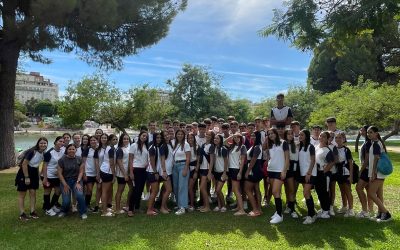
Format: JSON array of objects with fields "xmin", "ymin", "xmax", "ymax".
[{"xmin": 1, "ymin": 151, "xmax": 399, "ymax": 250}]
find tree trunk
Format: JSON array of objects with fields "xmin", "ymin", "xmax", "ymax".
[
  {"xmin": 382, "ymin": 120, "xmax": 400, "ymax": 141},
  {"xmin": 354, "ymin": 132, "xmax": 361, "ymax": 152},
  {"xmin": 0, "ymin": 43, "xmax": 20, "ymax": 168}
]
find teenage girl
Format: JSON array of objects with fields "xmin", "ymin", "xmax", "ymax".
[
  {"xmin": 115, "ymin": 133, "xmax": 132, "ymax": 214},
  {"xmin": 94, "ymin": 133, "xmax": 109, "ymax": 213},
  {"xmin": 335, "ymin": 132, "xmax": 354, "ymax": 217},
  {"xmin": 188, "ymin": 132, "xmax": 200, "ymax": 212},
  {"xmin": 244, "ymin": 131, "xmax": 264, "ymax": 217},
  {"xmin": 213, "ymin": 134, "xmax": 228, "ymax": 212},
  {"xmin": 298, "ymin": 129, "xmax": 317, "ymax": 224},
  {"xmin": 99, "ymin": 134, "xmax": 117, "ymax": 216},
  {"xmin": 160, "ymin": 131, "xmax": 173, "ymax": 214},
  {"xmin": 81, "ymin": 134, "xmax": 90, "ymax": 152},
  {"xmin": 146, "ymin": 132, "xmax": 164, "ymax": 215},
  {"xmin": 366, "ymin": 126, "xmax": 392, "ymax": 222},
  {"xmin": 315, "ymin": 131, "xmax": 335, "ymax": 219},
  {"xmin": 16, "ymin": 137, "xmax": 48, "ymax": 220},
  {"xmin": 42, "ymin": 136, "xmax": 64, "ymax": 216},
  {"xmin": 196, "ymin": 130, "xmax": 215, "ymax": 213},
  {"xmin": 128, "ymin": 131, "xmax": 149, "ymax": 216},
  {"xmin": 267, "ymin": 128, "xmax": 289, "ymax": 224},
  {"xmin": 356, "ymin": 125, "xmax": 374, "ymax": 218},
  {"xmin": 328, "ymin": 131, "xmax": 339, "ymax": 216},
  {"xmin": 283, "ymin": 129, "xmax": 299, "ymax": 218},
  {"xmin": 81, "ymin": 136, "xmax": 99, "ymax": 211},
  {"xmin": 225, "ymin": 132, "xmax": 247, "ymax": 216}
]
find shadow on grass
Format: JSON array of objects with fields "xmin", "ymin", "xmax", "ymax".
[{"xmin": 1, "ymin": 172, "xmax": 399, "ymax": 249}]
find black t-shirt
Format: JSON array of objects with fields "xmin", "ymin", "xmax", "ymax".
[{"xmin": 58, "ymin": 155, "xmax": 82, "ymax": 179}]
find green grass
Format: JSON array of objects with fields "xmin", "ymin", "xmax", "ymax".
[{"xmin": 1, "ymin": 151, "xmax": 399, "ymax": 249}]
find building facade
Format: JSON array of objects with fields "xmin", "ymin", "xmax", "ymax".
[{"xmin": 15, "ymin": 72, "xmax": 58, "ymax": 103}]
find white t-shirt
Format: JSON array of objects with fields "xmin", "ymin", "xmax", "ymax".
[
  {"xmin": 97, "ymin": 147, "xmax": 106, "ymax": 168},
  {"xmin": 75, "ymin": 146, "xmax": 82, "ymax": 157},
  {"xmin": 24, "ymin": 149, "xmax": 44, "ymax": 168},
  {"xmin": 82, "ymin": 147, "xmax": 99, "ymax": 177},
  {"xmin": 337, "ymin": 146, "xmax": 352, "ymax": 176},
  {"xmin": 310, "ymin": 137, "xmax": 319, "ymax": 147},
  {"xmin": 116, "ymin": 145, "xmax": 130, "ymax": 177},
  {"xmin": 214, "ymin": 147, "xmax": 228, "ymax": 173},
  {"xmin": 228, "ymin": 145, "xmax": 247, "ymax": 169},
  {"xmin": 164, "ymin": 144, "xmax": 174, "ymax": 175},
  {"xmin": 268, "ymin": 140, "xmax": 289, "ymax": 172},
  {"xmin": 100, "ymin": 146, "xmax": 115, "ymax": 174},
  {"xmin": 299, "ymin": 144, "xmax": 316, "ymax": 176},
  {"xmin": 172, "ymin": 141, "xmax": 190, "ymax": 162},
  {"xmin": 200, "ymin": 143, "xmax": 215, "ymax": 170},
  {"xmin": 195, "ymin": 135, "xmax": 206, "ymax": 147},
  {"xmin": 368, "ymin": 140, "xmax": 387, "ymax": 179},
  {"xmin": 129, "ymin": 142, "xmax": 149, "ymax": 169},
  {"xmin": 147, "ymin": 145, "xmax": 163, "ymax": 175},
  {"xmin": 315, "ymin": 145, "xmax": 334, "ymax": 171},
  {"xmin": 271, "ymin": 106, "xmax": 292, "ymax": 121},
  {"xmin": 44, "ymin": 148, "xmax": 64, "ymax": 178},
  {"xmin": 288, "ymin": 143, "xmax": 299, "ymax": 171}
]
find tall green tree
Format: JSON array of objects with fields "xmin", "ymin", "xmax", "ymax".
[
  {"xmin": 0, "ymin": 0, "xmax": 187, "ymax": 168},
  {"xmin": 167, "ymin": 64, "xmax": 231, "ymax": 122},
  {"xmin": 34, "ymin": 100, "xmax": 56, "ymax": 117},
  {"xmin": 309, "ymin": 79, "xmax": 400, "ymax": 140},
  {"xmin": 25, "ymin": 98, "xmax": 39, "ymax": 114},
  {"xmin": 260, "ymin": 0, "xmax": 400, "ymax": 92}
]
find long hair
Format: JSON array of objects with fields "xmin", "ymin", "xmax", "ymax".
[
  {"xmin": 137, "ymin": 131, "xmax": 149, "ymax": 154},
  {"xmin": 33, "ymin": 137, "xmax": 48, "ymax": 151},
  {"xmin": 98, "ymin": 133, "xmax": 109, "ymax": 149},
  {"xmin": 267, "ymin": 128, "xmax": 280, "ymax": 149},
  {"xmin": 368, "ymin": 126, "xmax": 387, "ymax": 152},
  {"xmin": 174, "ymin": 129, "xmax": 186, "ymax": 151},
  {"xmin": 88, "ymin": 136, "xmax": 98, "ymax": 149},
  {"xmin": 249, "ymin": 131, "xmax": 261, "ymax": 158},
  {"xmin": 161, "ymin": 131, "xmax": 171, "ymax": 159},
  {"xmin": 215, "ymin": 134, "xmax": 224, "ymax": 157},
  {"xmin": 53, "ymin": 136, "xmax": 63, "ymax": 146},
  {"xmin": 187, "ymin": 132, "xmax": 197, "ymax": 152},
  {"xmin": 118, "ymin": 133, "xmax": 131, "ymax": 148},
  {"xmin": 299, "ymin": 129, "xmax": 311, "ymax": 152},
  {"xmin": 81, "ymin": 134, "xmax": 90, "ymax": 149},
  {"xmin": 231, "ymin": 133, "xmax": 244, "ymax": 152},
  {"xmin": 284, "ymin": 129, "xmax": 296, "ymax": 154}
]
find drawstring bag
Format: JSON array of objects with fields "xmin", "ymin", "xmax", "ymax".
[{"xmin": 377, "ymin": 152, "xmax": 393, "ymax": 175}]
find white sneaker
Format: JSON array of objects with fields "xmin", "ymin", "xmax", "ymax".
[
  {"xmin": 143, "ymin": 193, "xmax": 150, "ymax": 201},
  {"xmin": 329, "ymin": 206, "xmax": 335, "ymax": 216},
  {"xmin": 270, "ymin": 214, "xmax": 283, "ymax": 224},
  {"xmin": 175, "ymin": 208, "xmax": 186, "ymax": 215},
  {"xmin": 106, "ymin": 208, "xmax": 114, "ymax": 213},
  {"xmin": 270, "ymin": 212, "xmax": 278, "ymax": 219},
  {"xmin": 290, "ymin": 211, "xmax": 299, "ymax": 219},
  {"xmin": 213, "ymin": 207, "xmax": 220, "ymax": 212},
  {"xmin": 344, "ymin": 209, "xmax": 354, "ymax": 217},
  {"xmin": 283, "ymin": 207, "xmax": 291, "ymax": 214},
  {"xmin": 58, "ymin": 212, "xmax": 66, "ymax": 218},
  {"xmin": 243, "ymin": 201, "xmax": 248, "ymax": 210},
  {"xmin": 51, "ymin": 206, "xmax": 61, "ymax": 213},
  {"xmin": 101, "ymin": 211, "xmax": 114, "ymax": 217},
  {"xmin": 337, "ymin": 207, "xmax": 347, "ymax": 214},
  {"xmin": 356, "ymin": 211, "xmax": 370, "ymax": 219},
  {"xmin": 318, "ymin": 211, "xmax": 330, "ymax": 219},
  {"xmin": 46, "ymin": 209, "xmax": 57, "ymax": 216},
  {"xmin": 81, "ymin": 213, "xmax": 88, "ymax": 220},
  {"xmin": 187, "ymin": 206, "xmax": 195, "ymax": 212},
  {"xmin": 303, "ymin": 216, "xmax": 316, "ymax": 224},
  {"xmin": 72, "ymin": 205, "xmax": 78, "ymax": 213},
  {"xmin": 220, "ymin": 207, "xmax": 227, "ymax": 213}
]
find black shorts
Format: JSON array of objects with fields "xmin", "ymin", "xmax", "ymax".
[
  {"xmin": 337, "ymin": 174, "xmax": 350, "ymax": 184},
  {"xmin": 330, "ymin": 173, "xmax": 338, "ymax": 182},
  {"xmin": 40, "ymin": 176, "xmax": 60, "ymax": 188},
  {"xmin": 15, "ymin": 166, "xmax": 39, "ymax": 191},
  {"xmin": 199, "ymin": 169, "xmax": 208, "ymax": 177},
  {"xmin": 159, "ymin": 174, "xmax": 170, "ymax": 182},
  {"xmin": 268, "ymin": 171, "xmax": 283, "ymax": 180},
  {"xmin": 360, "ymin": 168, "xmax": 369, "ymax": 182},
  {"xmin": 213, "ymin": 172, "xmax": 225, "ymax": 182},
  {"xmin": 286, "ymin": 169, "xmax": 296, "ymax": 179},
  {"xmin": 100, "ymin": 171, "xmax": 113, "ymax": 183},
  {"xmin": 297, "ymin": 175, "xmax": 316, "ymax": 185},
  {"xmin": 84, "ymin": 176, "xmax": 97, "ymax": 184},
  {"xmin": 147, "ymin": 172, "xmax": 159, "ymax": 184},
  {"xmin": 117, "ymin": 176, "xmax": 127, "ymax": 184},
  {"xmin": 229, "ymin": 168, "xmax": 240, "ymax": 181}
]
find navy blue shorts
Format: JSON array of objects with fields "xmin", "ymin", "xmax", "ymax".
[
  {"xmin": 297, "ymin": 175, "xmax": 316, "ymax": 185},
  {"xmin": 199, "ymin": 169, "xmax": 209, "ymax": 177},
  {"xmin": 189, "ymin": 170, "xmax": 196, "ymax": 179},
  {"xmin": 268, "ymin": 171, "xmax": 283, "ymax": 180},
  {"xmin": 147, "ymin": 172, "xmax": 159, "ymax": 184},
  {"xmin": 213, "ymin": 172, "xmax": 225, "ymax": 182},
  {"xmin": 40, "ymin": 176, "xmax": 60, "ymax": 188},
  {"xmin": 100, "ymin": 171, "xmax": 113, "ymax": 183},
  {"xmin": 15, "ymin": 166, "xmax": 39, "ymax": 191},
  {"xmin": 337, "ymin": 174, "xmax": 350, "ymax": 184},
  {"xmin": 360, "ymin": 168, "xmax": 369, "ymax": 182},
  {"xmin": 229, "ymin": 168, "xmax": 240, "ymax": 181},
  {"xmin": 84, "ymin": 176, "xmax": 97, "ymax": 184},
  {"xmin": 117, "ymin": 176, "xmax": 128, "ymax": 184}
]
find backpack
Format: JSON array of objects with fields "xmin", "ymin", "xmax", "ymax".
[
  {"xmin": 16, "ymin": 149, "xmax": 32, "ymax": 167},
  {"xmin": 377, "ymin": 152, "xmax": 393, "ymax": 175}
]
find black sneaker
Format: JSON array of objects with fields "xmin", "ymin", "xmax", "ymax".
[
  {"xmin": 30, "ymin": 211, "xmax": 39, "ymax": 219},
  {"xmin": 377, "ymin": 212, "xmax": 392, "ymax": 222},
  {"xmin": 92, "ymin": 206, "xmax": 99, "ymax": 213},
  {"xmin": 370, "ymin": 212, "xmax": 382, "ymax": 221},
  {"xmin": 19, "ymin": 213, "xmax": 29, "ymax": 221}
]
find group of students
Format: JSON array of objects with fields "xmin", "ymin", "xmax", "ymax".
[{"xmin": 15, "ymin": 94, "xmax": 392, "ymax": 224}]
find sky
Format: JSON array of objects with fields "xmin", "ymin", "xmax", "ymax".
[{"xmin": 22, "ymin": 0, "xmax": 312, "ymax": 102}]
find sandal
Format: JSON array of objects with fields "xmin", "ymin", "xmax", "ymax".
[
  {"xmin": 200, "ymin": 208, "xmax": 211, "ymax": 213},
  {"xmin": 127, "ymin": 211, "xmax": 134, "ymax": 217},
  {"xmin": 247, "ymin": 211, "xmax": 261, "ymax": 217},
  {"xmin": 234, "ymin": 211, "xmax": 247, "ymax": 216},
  {"xmin": 146, "ymin": 210, "xmax": 158, "ymax": 216}
]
